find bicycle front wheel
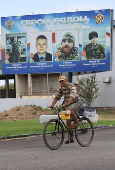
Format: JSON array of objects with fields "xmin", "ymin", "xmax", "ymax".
[
  {"xmin": 75, "ymin": 117, "xmax": 94, "ymax": 147},
  {"xmin": 43, "ymin": 119, "xmax": 64, "ymax": 150}
]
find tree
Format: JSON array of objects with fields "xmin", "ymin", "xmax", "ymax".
[
  {"xmin": 0, "ymin": 83, "xmax": 14, "ymax": 90},
  {"xmin": 76, "ymin": 74, "xmax": 99, "ymax": 107},
  {"xmin": 9, "ymin": 83, "xmax": 14, "ymax": 89},
  {"xmin": 0, "ymin": 85, "xmax": 5, "ymax": 90}
]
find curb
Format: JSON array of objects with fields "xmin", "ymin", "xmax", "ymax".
[
  {"xmin": 94, "ymin": 125, "xmax": 107, "ymax": 129},
  {"xmin": 0, "ymin": 125, "xmax": 115, "ymax": 141},
  {"xmin": 0, "ymin": 133, "xmax": 42, "ymax": 140}
]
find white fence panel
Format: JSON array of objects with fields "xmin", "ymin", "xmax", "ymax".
[{"xmin": 0, "ymin": 98, "xmax": 63, "ymax": 113}]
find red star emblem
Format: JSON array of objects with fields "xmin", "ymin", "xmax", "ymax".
[{"xmin": 94, "ymin": 12, "xmax": 105, "ymax": 24}]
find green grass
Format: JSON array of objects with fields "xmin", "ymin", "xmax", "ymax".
[
  {"xmin": 0, "ymin": 119, "xmax": 45, "ymax": 137},
  {"xmin": 93, "ymin": 120, "xmax": 115, "ymax": 127},
  {"xmin": 0, "ymin": 111, "xmax": 115, "ymax": 138}
]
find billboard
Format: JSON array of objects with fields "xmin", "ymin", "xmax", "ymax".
[{"xmin": 1, "ymin": 9, "xmax": 112, "ymax": 74}]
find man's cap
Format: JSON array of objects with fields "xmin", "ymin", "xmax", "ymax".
[
  {"xmin": 59, "ymin": 76, "xmax": 67, "ymax": 82},
  {"xmin": 89, "ymin": 31, "xmax": 98, "ymax": 40},
  {"xmin": 62, "ymin": 32, "xmax": 75, "ymax": 43}
]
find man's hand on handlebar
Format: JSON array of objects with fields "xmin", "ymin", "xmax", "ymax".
[
  {"xmin": 47, "ymin": 105, "xmax": 54, "ymax": 109},
  {"xmin": 47, "ymin": 104, "xmax": 63, "ymax": 110}
]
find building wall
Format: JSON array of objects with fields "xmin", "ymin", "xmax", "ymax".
[
  {"xmin": 16, "ymin": 74, "xmax": 28, "ymax": 98},
  {"xmin": 15, "ymin": 73, "xmax": 60, "ymax": 98},
  {"xmin": 32, "ymin": 74, "xmax": 60, "ymax": 95}
]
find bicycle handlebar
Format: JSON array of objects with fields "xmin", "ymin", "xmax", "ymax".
[{"xmin": 48, "ymin": 105, "xmax": 63, "ymax": 110}]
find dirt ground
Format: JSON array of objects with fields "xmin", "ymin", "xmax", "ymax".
[
  {"xmin": 0, "ymin": 105, "xmax": 53, "ymax": 121},
  {"xmin": 0, "ymin": 105, "xmax": 115, "ymax": 121}
]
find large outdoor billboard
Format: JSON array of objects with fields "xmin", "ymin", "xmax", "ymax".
[{"xmin": 1, "ymin": 9, "xmax": 112, "ymax": 74}]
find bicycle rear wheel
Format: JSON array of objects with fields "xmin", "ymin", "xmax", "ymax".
[
  {"xmin": 75, "ymin": 117, "xmax": 94, "ymax": 147},
  {"xmin": 43, "ymin": 119, "xmax": 64, "ymax": 150}
]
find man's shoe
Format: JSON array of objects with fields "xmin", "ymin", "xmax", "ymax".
[
  {"xmin": 65, "ymin": 139, "xmax": 75, "ymax": 144},
  {"xmin": 70, "ymin": 139, "xmax": 75, "ymax": 143},
  {"xmin": 65, "ymin": 139, "xmax": 70, "ymax": 144}
]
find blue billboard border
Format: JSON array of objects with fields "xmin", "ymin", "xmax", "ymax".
[{"xmin": 1, "ymin": 9, "xmax": 112, "ymax": 75}]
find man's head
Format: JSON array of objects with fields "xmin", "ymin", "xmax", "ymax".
[
  {"xmin": 61, "ymin": 32, "xmax": 75, "ymax": 54},
  {"xmin": 14, "ymin": 37, "xmax": 18, "ymax": 44},
  {"xmin": 36, "ymin": 35, "xmax": 47, "ymax": 56},
  {"xmin": 59, "ymin": 76, "xmax": 67, "ymax": 87},
  {"xmin": 89, "ymin": 31, "xmax": 98, "ymax": 46}
]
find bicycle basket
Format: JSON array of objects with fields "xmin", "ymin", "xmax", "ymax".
[{"xmin": 60, "ymin": 110, "xmax": 71, "ymax": 120}]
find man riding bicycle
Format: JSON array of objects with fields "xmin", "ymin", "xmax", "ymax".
[{"xmin": 48, "ymin": 75, "xmax": 82, "ymax": 144}]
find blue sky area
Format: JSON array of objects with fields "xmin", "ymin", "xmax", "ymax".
[
  {"xmin": 0, "ymin": 0, "xmax": 115, "ymax": 21},
  {"xmin": 0, "ymin": 0, "xmax": 114, "ymax": 85},
  {"xmin": 0, "ymin": 0, "xmax": 115, "ymax": 16}
]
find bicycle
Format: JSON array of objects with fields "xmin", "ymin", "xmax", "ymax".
[{"xmin": 43, "ymin": 105, "xmax": 94, "ymax": 150}]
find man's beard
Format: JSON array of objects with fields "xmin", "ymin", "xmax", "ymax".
[{"xmin": 62, "ymin": 45, "xmax": 72, "ymax": 54}]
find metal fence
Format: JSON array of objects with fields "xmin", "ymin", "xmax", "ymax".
[{"xmin": 0, "ymin": 98, "xmax": 63, "ymax": 113}]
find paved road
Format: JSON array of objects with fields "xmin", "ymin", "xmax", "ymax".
[{"xmin": 0, "ymin": 128, "xmax": 115, "ymax": 170}]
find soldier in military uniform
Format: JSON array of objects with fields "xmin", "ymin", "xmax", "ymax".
[
  {"xmin": 11, "ymin": 37, "xmax": 21, "ymax": 62},
  {"xmin": 83, "ymin": 31, "xmax": 105, "ymax": 60},
  {"xmin": 57, "ymin": 32, "xmax": 78, "ymax": 61}
]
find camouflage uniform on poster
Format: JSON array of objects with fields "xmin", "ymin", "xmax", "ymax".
[
  {"xmin": 83, "ymin": 43, "xmax": 105, "ymax": 59},
  {"xmin": 83, "ymin": 31, "xmax": 105, "ymax": 60},
  {"xmin": 58, "ymin": 32, "xmax": 79, "ymax": 61},
  {"xmin": 11, "ymin": 37, "xmax": 21, "ymax": 62}
]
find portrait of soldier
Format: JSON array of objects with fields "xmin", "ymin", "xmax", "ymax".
[
  {"xmin": 56, "ymin": 32, "xmax": 78, "ymax": 61},
  {"xmin": 32, "ymin": 35, "xmax": 52, "ymax": 62},
  {"xmin": 11, "ymin": 36, "xmax": 21, "ymax": 63},
  {"xmin": 82, "ymin": 31, "xmax": 105, "ymax": 60}
]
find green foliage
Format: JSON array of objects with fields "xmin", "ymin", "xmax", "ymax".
[
  {"xmin": 32, "ymin": 111, "xmax": 37, "ymax": 115},
  {"xmin": 37, "ymin": 106, "xmax": 43, "ymax": 111},
  {"xmin": 33, "ymin": 106, "xmax": 39, "ymax": 111},
  {"xmin": 32, "ymin": 105, "xmax": 43, "ymax": 111},
  {"xmin": 0, "ymin": 85, "xmax": 5, "ymax": 90},
  {"xmin": 9, "ymin": 83, "xmax": 14, "ymax": 89},
  {"xmin": 16, "ymin": 107, "xmax": 20, "ymax": 111},
  {"xmin": 0, "ymin": 83, "xmax": 14, "ymax": 90},
  {"xmin": 4, "ymin": 113, "xmax": 9, "ymax": 117},
  {"xmin": 77, "ymin": 74, "xmax": 99, "ymax": 106}
]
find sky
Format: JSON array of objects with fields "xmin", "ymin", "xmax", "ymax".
[
  {"xmin": 0, "ymin": 0, "xmax": 114, "ymax": 85},
  {"xmin": 0, "ymin": 0, "xmax": 115, "ymax": 23},
  {"xmin": 0, "ymin": 0, "xmax": 114, "ymax": 34}
]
